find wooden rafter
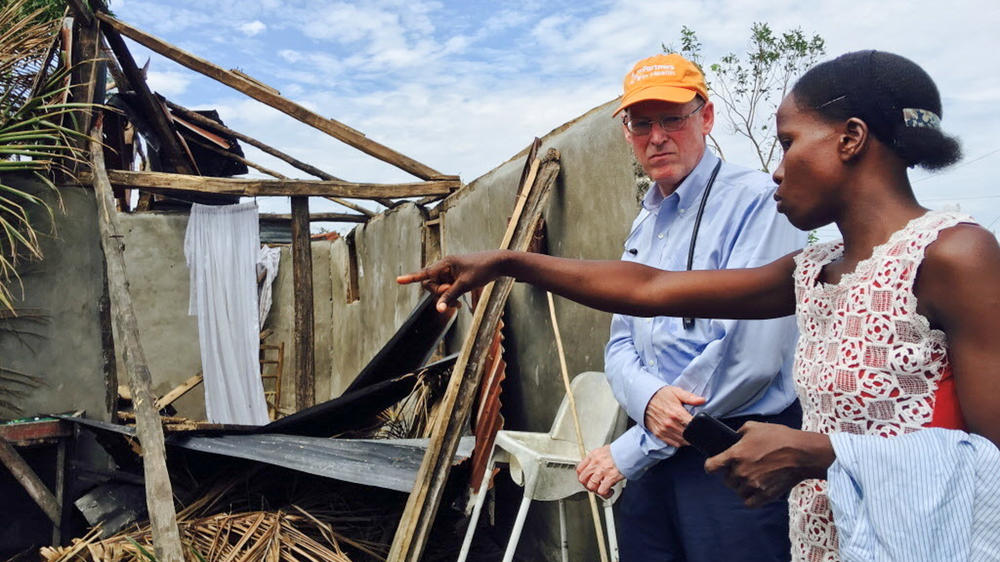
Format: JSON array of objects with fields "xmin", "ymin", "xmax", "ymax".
[
  {"xmin": 163, "ymin": 100, "xmax": 379, "ymax": 215},
  {"xmin": 95, "ymin": 11, "xmax": 458, "ymax": 183},
  {"xmin": 77, "ymin": 170, "xmax": 460, "ymax": 198},
  {"xmin": 260, "ymin": 213, "xmax": 368, "ymax": 223},
  {"xmin": 98, "ymin": 16, "xmax": 194, "ymax": 174}
]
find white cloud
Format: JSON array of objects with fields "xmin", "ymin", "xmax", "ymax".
[
  {"xmin": 145, "ymin": 70, "xmax": 194, "ymax": 97},
  {"xmin": 239, "ymin": 21, "xmax": 267, "ymax": 37},
  {"xmin": 107, "ymin": 0, "xmax": 1000, "ymax": 231}
]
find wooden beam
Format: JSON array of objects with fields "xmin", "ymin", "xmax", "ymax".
[
  {"xmin": 79, "ymin": 170, "xmax": 459, "ymax": 198},
  {"xmin": 0, "ymin": 437, "xmax": 61, "ymax": 524},
  {"xmin": 162, "ymin": 101, "xmax": 379, "ymax": 215},
  {"xmin": 99, "ymin": 17, "xmax": 194, "ymax": 174},
  {"xmin": 89, "ymin": 119, "xmax": 185, "ymax": 562},
  {"xmin": 291, "ymin": 196, "xmax": 315, "ymax": 410},
  {"xmin": 388, "ymin": 145, "xmax": 561, "ymax": 561},
  {"xmin": 260, "ymin": 213, "xmax": 368, "ymax": 223},
  {"xmin": 96, "ymin": 12, "xmax": 457, "ymax": 183},
  {"xmin": 186, "ymin": 136, "xmax": 288, "ymax": 180}
]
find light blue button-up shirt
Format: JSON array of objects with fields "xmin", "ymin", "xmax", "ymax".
[{"xmin": 606, "ymin": 150, "xmax": 805, "ymax": 478}]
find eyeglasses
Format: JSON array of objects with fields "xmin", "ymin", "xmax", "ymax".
[{"xmin": 624, "ymin": 100, "xmax": 705, "ymax": 135}]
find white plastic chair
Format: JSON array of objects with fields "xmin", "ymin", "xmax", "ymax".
[{"xmin": 459, "ymin": 371, "xmax": 625, "ymax": 562}]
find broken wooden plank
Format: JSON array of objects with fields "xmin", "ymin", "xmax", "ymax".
[
  {"xmin": 77, "ymin": 169, "xmax": 460, "ymax": 198},
  {"xmin": 0, "ymin": 436, "xmax": 61, "ymax": 524},
  {"xmin": 98, "ymin": 16, "xmax": 194, "ymax": 175},
  {"xmin": 0, "ymin": 419, "xmax": 73, "ymax": 446},
  {"xmin": 291, "ymin": 196, "xmax": 315, "ymax": 410},
  {"xmin": 96, "ymin": 11, "xmax": 457, "ymax": 183},
  {"xmin": 388, "ymin": 144, "xmax": 561, "ymax": 562},
  {"xmin": 89, "ymin": 118, "xmax": 185, "ymax": 562},
  {"xmin": 154, "ymin": 373, "xmax": 204, "ymax": 411},
  {"xmin": 162, "ymin": 100, "xmax": 380, "ymax": 215}
]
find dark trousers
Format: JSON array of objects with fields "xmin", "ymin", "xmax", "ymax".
[{"xmin": 617, "ymin": 402, "xmax": 802, "ymax": 562}]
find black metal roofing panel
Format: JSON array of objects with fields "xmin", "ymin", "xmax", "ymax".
[{"xmin": 61, "ymin": 416, "xmax": 474, "ymax": 492}]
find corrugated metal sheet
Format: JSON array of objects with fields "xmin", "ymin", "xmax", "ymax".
[{"xmin": 62, "ymin": 416, "xmax": 473, "ymax": 492}]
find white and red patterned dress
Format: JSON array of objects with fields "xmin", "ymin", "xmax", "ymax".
[{"xmin": 789, "ymin": 210, "xmax": 974, "ymax": 561}]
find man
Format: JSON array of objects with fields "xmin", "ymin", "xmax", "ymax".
[{"xmin": 575, "ymin": 53, "xmax": 806, "ymax": 561}]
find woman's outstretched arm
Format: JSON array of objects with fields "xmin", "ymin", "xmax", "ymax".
[{"xmin": 397, "ymin": 249, "xmax": 800, "ymax": 320}]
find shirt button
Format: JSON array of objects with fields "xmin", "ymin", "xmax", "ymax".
[
  {"xmin": 657, "ymin": 233, "xmax": 664, "ymax": 239},
  {"xmin": 679, "ymin": 208, "xmax": 686, "ymax": 214},
  {"xmin": 649, "ymin": 361, "xmax": 656, "ymax": 367}
]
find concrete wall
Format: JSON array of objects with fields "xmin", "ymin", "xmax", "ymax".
[{"xmin": 0, "ymin": 173, "xmax": 110, "ymax": 421}]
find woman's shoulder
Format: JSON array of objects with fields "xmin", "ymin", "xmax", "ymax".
[{"xmin": 924, "ymin": 222, "xmax": 1000, "ymax": 275}]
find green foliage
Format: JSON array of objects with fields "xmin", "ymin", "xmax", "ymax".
[
  {"xmin": 666, "ymin": 23, "xmax": 825, "ymax": 173},
  {"xmin": 0, "ymin": 0, "xmax": 65, "ymax": 22},
  {"xmin": 0, "ymin": 0, "xmax": 91, "ymax": 311}
]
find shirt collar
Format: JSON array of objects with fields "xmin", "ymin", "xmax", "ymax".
[{"xmin": 642, "ymin": 150, "xmax": 721, "ymax": 212}]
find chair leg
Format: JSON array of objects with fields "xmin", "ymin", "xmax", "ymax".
[
  {"xmin": 558, "ymin": 499, "xmax": 569, "ymax": 562},
  {"xmin": 458, "ymin": 455, "xmax": 497, "ymax": 562},
  {"xmin": 603, "ymin": 499, "xmax": 620, "ymax": 562},
  {"xmin": 503, "ymin": 491, "xmax": 533, "ymax": 562}
]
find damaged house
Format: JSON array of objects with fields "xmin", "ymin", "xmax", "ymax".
[{"xmin": 1, "ymin": 1, "xmax": 648, "ymax": 560}]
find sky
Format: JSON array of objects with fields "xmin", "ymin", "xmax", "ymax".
[{"xmin": 104, "ymin": 0, "xmax": 1000, "ymax": 240}]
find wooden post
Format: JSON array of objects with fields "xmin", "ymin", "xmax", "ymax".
[
  {"xmin": 291, "ymin": 196, "xmax": 315, "ymax": 410},
  {"xmin": 388, "ymin": 147, "xmax": 561, "ymax": 561},
  {"xmin": 89, "ymin": 120, "xmax": 184, "ymax": 562}
]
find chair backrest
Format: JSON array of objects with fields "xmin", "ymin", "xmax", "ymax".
[{"xmin": 549, "ymin": 371, "xmax": 625, "ymax": 452}]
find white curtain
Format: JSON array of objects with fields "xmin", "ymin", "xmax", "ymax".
[{"xmin": 185, "ymin": 202, "xmax": 270, "ymax": 425}]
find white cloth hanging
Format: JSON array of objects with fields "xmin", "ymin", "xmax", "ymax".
[
  {"xmin": 185, "ymin": 202, "xmax": 270, "ymax": 425},
  {"xmin": 257, "ymin": 245, "xmax": 281, "ymax": 331}
]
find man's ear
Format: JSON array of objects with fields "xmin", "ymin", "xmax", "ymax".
[
  {"xmin": 701, "ymin": 100, "xmax": 715, "ymax": 136},
  {"xmin": 840, "ymin": 117, "xmax": 869, "ymax": 162}
]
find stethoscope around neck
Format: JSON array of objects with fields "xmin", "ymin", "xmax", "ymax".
[{"xmin": 626, "ymin": 159, "xmax": 723, "ymax": 330}]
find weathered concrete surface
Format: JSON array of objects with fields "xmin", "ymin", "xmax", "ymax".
[
  {"xmin": 326, "ymin": 203, "xmax": 426, "ymax": 400},
  {"xmin": 0, "ymin": 174, "xmax": 110, "ymax": 420},
  {"xmin": 117, "ymin": 213, "xmax": 204, "ymax": 418}
]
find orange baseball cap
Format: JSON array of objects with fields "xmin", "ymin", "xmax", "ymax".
[{"xmin": 613, "ymin": 53, "xmax": 709, "ymax": 115}]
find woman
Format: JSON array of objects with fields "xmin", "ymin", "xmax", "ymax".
[{"xmin": 398, "ymin": 51, "xmax": 1000, "ymax": 560}]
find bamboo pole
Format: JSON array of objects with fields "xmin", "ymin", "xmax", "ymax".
[
  {"xmin": 546, "ymin": 292, "xmax": 610, "ymax": 562},
  {"xmin": 89, "ymin": 119, "xmax": 184, "ymax": 562}
]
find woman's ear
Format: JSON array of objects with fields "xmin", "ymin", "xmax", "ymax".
[{"xmin": 839, "ymin": 117, "xmax": 869, "ymax": 162}]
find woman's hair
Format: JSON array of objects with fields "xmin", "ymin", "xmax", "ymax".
[{"xmin": 792, "ymin": 50, "xmax": 961, "ymax": 170}]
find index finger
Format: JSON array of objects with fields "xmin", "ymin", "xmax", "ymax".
[{"xmin": 397, "ymin": 269, "xmax": 431, "ymax": 285}]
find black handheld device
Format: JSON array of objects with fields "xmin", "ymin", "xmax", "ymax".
[{"xmin": 683, "ymin": 412, "xmax": 741, "ymax": 457}]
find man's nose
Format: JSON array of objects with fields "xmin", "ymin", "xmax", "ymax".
[{"xmin": 648, "ymin": 121, "xmax": 671, "ymax": 144}]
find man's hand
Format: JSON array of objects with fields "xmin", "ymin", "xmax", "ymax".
[
  {"xmin": 644, "ymin": 386, "xmax": 706, "ymax": 447},
  {"xmin": 397, "ymin": 251, "xmax": 507, "ymax": 312},
  {"xmin": 704, "ymin": 421, "xmax": 836, "ymax": 507},
  {"xmin": 576, "ymin": 445, "xmax": 624, "ymax": 498}
]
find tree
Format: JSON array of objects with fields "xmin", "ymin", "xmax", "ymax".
[{"xmin": 666, "ymin": 23, "xmax": 825, "ymax": 173}]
